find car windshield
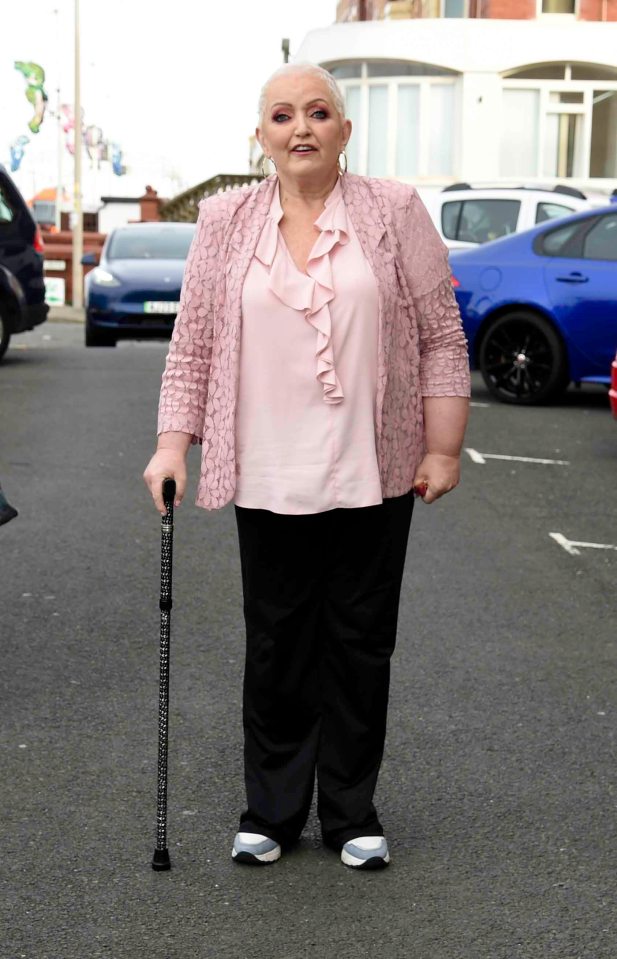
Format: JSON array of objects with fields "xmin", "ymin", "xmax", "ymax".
[{"xmin": 107, "ymin": 225, "xmax": 195, "ymax": 260}]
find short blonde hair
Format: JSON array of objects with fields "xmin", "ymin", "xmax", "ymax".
[{"xmin": 257, "ymin": 63, "xmax": 346, "ymax": 127}]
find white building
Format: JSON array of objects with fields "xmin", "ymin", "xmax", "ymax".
[{"xmin": 294, "ymin": 18, "xmax": 617, "ymax": 194}]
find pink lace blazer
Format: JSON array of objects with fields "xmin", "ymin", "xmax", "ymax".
[{"xmin": 157, "ymin": 173, "xmax": 471, "ymax": 510}]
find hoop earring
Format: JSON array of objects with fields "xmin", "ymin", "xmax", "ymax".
[
  {"xmin": 260, "ymin": 155, "xmax": 276, "ymax": 178},
  {"xmin": 337, "ymin": 150, "xmax": 348, "ymax": 175}
]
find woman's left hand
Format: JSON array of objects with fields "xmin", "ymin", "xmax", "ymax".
[{"xmin": 412, "ymin": 453, "xmax": 461, "ymax": 504}]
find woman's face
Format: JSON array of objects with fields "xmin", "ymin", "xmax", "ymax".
[{"xmin": 257, "ymin": 72, "xmax": 351, "ymax": 186}]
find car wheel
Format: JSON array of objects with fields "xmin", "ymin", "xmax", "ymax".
[
  {"xmin": 478, "ymin": 310, "xmax": 569, "ymax": 405},
  {"xmin": 0, "ymin": 309, "xmax": 11, "ymax": 361},
  {"xmin": 85, "ymin": 318, "xmax": 116, "ymax": 347}
]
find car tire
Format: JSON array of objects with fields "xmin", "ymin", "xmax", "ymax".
[
  {"xmin": 0, "ymin": 309, "xmax": 11, "ymax": 361},
  {"xmin": 478, "ymin": 310, "xmax": 569, "ymax": 405},
  {"xmin": 85, "ymin": 318, "xmax": 116, "ymax": 347}
]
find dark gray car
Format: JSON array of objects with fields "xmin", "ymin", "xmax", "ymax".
[{"xmin": 0, "ymin": 164, "xmax": 48, "ymax": 360}]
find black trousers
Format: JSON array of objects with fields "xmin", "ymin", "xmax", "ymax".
[{"xmin": 234, "ymin": 492, "xmax": 414, "ymax": 850}]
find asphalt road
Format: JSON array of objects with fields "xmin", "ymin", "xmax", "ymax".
[{"xmin": 1, "ymin": 324, "xmax": 616, "ymax": 959}]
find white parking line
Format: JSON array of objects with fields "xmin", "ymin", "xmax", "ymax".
[
  {"xmin": 470, "ymin": 402, "xmax": 490, "ymax": 408},
  {"xmin": 465, "ymin": 448, "xmax": 570, "ymax": 466},
  {"xmin": 550, "ymin": 532, "xmax": 617, "ymax": 556}
]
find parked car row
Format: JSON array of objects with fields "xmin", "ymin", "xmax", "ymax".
[
  {"xmin": 2, "ymin": 163, "xmax": 615, "ymax": 414},
  {"xmin": 85, "ymin": 185, "xmax": 615, "ymax": 410}
]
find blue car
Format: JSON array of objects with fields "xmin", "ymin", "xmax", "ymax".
[
  {"xmin": 84, "ymin": 222, "xmax": 196, "ymax": 347},
  {"xmin": 449, "ymin": 204, "xmax": 617, "ymax": 404}
]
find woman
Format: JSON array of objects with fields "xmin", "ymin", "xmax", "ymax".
[{"xmin": 144, "ymin": 63, "xmax": 470, "ymax": 870}]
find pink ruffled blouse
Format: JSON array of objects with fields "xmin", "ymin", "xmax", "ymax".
[{"xmin": 234, "ymin": 178, "xmax": 382, "ymax": 515}]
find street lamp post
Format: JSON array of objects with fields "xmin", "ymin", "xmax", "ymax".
[
  {"xmin": 55, "ymin": 85, "xmax": 63, "ymax": 232},
  {"xmin": 54, "ymin": 7, "xmax": 62, "ymax": 232},
  {"xmin": 72, "ymin": 0, "xmax": 83, "ymax": 308}
]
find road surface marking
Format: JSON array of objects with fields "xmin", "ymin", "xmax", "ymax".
[
  {"xmin": 465, "ymin": 448, "xmax": 570, "ymax": 466},
  {"xmin": 550, "ymin": 532, "xmax": 617, "ymax": 556},
  {"xmin": 470, "ymin": 402, "xmax": 490, "ymax": 408},
  {"xmin": 466, "ymin": 448, "xmax": 487, "ymax": 463}
]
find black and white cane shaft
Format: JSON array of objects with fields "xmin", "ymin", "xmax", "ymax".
[{"xmin": 155, "ymin": 493, "xmax": 174, "ymax": 853}]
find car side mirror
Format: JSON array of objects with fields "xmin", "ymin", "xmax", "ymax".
[{"xmin": 81, "ymin": 251, "xmax": 99, "ymax": 265}]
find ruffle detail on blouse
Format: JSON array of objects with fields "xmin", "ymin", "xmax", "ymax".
[{"xmin": 254, "ymin": 178, "xmax": 349, "ymax": 404}]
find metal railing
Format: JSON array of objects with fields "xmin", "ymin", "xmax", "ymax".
[{"xmin": 160, "ymin": 173, "xmax": 261, "ymax": 223}]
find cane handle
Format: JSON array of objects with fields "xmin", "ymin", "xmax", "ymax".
[{"xmin": 162, "ymin": 478, "xmax": 176, "ymax": 509}]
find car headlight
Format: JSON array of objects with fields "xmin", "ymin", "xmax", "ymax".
[{"xmin": 91, "ymin": 267, "xmax": 121, "ymax": 287}]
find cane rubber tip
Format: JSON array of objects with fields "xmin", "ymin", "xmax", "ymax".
[{"xmin": 152, "ymin": 848, "xmax": 171, "ymax": 871}]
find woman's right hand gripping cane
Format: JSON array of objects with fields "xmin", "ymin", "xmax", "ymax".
[{"xmin": 143, "ymin": 431, "xmax": 193, "ymax": 515}]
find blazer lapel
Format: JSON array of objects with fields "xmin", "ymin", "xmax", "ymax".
[
  {"xmin": 218, "ymin": 176, "xmax": 276, "ymax": 342},
  {"xmin": 341, "ymin": 174, "xmax": 393, "ymax": 444},
  {"xmin": 226, "ymin": 176, "xmax": 276, "ymax": 269}
]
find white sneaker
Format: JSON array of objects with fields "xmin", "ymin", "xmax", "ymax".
[
  {"xmin": 341, "ymin": 836, "xmax": 390, "ymax": 869},
  {"xmin": 231, "ymin": 832, "xmax": 282, "ymax": 865}
]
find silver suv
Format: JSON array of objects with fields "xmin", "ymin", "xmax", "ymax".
[{"xmin": 418, "ymin": 184, "xmax": 597, "ymax": 250}]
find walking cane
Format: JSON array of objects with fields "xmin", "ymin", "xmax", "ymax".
[{"xmin": 152, "ymin": 477, "xmax": 175, "ymax": 871}]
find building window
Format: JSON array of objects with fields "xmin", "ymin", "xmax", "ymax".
[
  {"xmin": 442, "ymin": 0, "xmax": 469, "ymax": 16},
  {"xmin": 507, "ymin": 63, "xmax": 617, "ymax": 82},
  {"xmin": 396, "ymin": 86, "xmax": 420, "ymax": 177},
  {"xmin": 344, "ymin": 86, "xmax": 362, "ymax": 174},
  {"xmin": 505, "ymin": 64, "xmax": 566, "ymax": 80},
  {"xmin": 429, "ymin": 86, "xmax": 454, "ymax": 175},
  {"xmin": 368, "ymin": 86, "xmax": 389, "ymax": 176},
  {"xmin": 327, "ymin": 60, "xmax": 459, "ymax": 178},
  {"xmin": 330, "ymin": 62, "xmax": 363, "ymax": 79},
  {"xmin": 500, "ymin": 89, "xmax": 540, "ymax": 177},
  {"xmin": 590, "ymin": 91, "xmax": 617, "ymax": 178},
  {"xmin": 501, "ymin": 62, "xmax": 617, "ymax": 179},
  {"xmin": 543, "ymin": 113, "xmax": 585, "ymax": 177},
  {"xmin": 571, "ymin": 64, "xmax": 617, "ymax": 82},
  {"xmin": 366, "ymin": 60, "xmax": 457, "ymax": 77},
  {"xmin": 539, "ymin": 0, "xmax": 576, "ymax": 13}
]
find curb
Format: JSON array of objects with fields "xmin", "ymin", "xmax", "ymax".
[{"xmin": 48, "ymin": 307, "xmax": 85, "ymax": 324}]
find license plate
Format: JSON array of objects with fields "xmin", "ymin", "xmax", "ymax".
[{"xmin": 143, "ymin": 301, "xmax": 180, "ymax": 314}]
